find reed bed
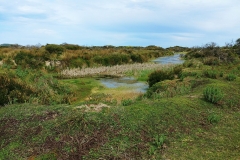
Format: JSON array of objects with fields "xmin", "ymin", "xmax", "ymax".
[{"xmin": 60, "ymin": 63, "xmax": 174, "ymax": 78}]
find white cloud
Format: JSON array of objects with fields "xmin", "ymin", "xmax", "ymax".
[{"xmin": 0, "ymin": 0, "xmax": 240, "ymax": 46}]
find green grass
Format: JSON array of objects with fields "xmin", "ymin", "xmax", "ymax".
[
  {"xmin": 125, "ymin": 69, "xmax": 155, "ymax": 81},
  {"xmin": 1, "ymin": 62, "xmax": 240, "ymax": 159},
  {"xmin": 2, "ymin": 93, "xmax": 239, "ymax": 159},
  {"xmin": 60, "ymin": 77, "xmax": 102, "ymax": 103}
]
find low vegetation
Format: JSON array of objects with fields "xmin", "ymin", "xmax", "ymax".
[{"xmin": 0, "ymin": 39, "xmax": 240, "ymax": 159}]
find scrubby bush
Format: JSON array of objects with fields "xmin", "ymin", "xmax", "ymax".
[
  {"xmin": 45, "ymin": 44, "xmax": 65, "ymax": 55},
  {"xmin": 186, "ymin": 42, "xmax": 239, "ymax": 64},
  {"xmin": 14, "ymin": 51, "xmax": 45, "ymax": 69},
  {"xmin": 148, "ymin": 69, "xmax": 174, "ymax": 87},
  {"xmin": 226, "ymin": 73, "xmax": 237, "ymax": 81},
  {"xmin": 173, "ymin": 65, "xmax": 183, "ymax": 76},
  {"xmin": 0, "ymin": 71, "xmax": 74, "ymax": 106},
  {"xmin": 203, "ymin": 86, "xmax": 224, "ymax": 104},
  {"xmin": 146, "ymin": 79, "xmax": 192, "ymax": 98},
  {"xmin": 203, "ymin": 57, "xmax": 220, "ymax": 65},
  {"xmin": 0, "ymin": 74, "xmax": 36, "ymax": 105},
  {"xmin": 203, "ymin": 70, "xmax": 218, "ymax": 79},
  {"xmin": 121, "ymin": 98, "xmax": 133, "ymax": 106},
  {"xmin": 62, "ymin": 44, "xmax": 81, "ymax": 50},
  {"xmin": 208, "ymin": 113, "xmax": 221, "ymax": 124}
]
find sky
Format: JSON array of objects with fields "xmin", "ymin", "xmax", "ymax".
[{"xmin": 0, "ymin": 0, "xmax": 240, "ymax": 48}]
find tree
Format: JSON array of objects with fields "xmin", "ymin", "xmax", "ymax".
[{"xmin": 235, "ymin": 38, "xmax": 240, "ymax": 47}]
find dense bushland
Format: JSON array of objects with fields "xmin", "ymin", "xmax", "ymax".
[
  {"xmin": 0, "ymin": 44, "xmax": 175, "ymax": 70},
  {"xmin": 185, "ymin": 40, "xmax": 240, "ymax": 65},
  {"xmin": 0, "ymin": 69, "xmax": 74, "ymax": 106}
]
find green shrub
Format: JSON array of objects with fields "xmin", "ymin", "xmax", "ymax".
[
  {"xmin": 121, "ymin": 98, "xmax": 133, "ymax": 106},
  {"xmin": 15, "ymin": 67, "xmax": 29, "ymax": 79},
  {"xmin": 14, "ymin": 51, "xmax": 45, "ymax": 69},
  {"xmin": 207, "ymin": 113, "xmax": 221, "ymax": 124},
  {"xmin": 219, "ymin": 71, "xmax": 224, "ymax": 77},
  {"xmin": 149, "ymin": 134, "xmax": 167, "ymax": 155},
  {"xmin": 146, "ymin": 79, "xmax": 192, "ymax": 98},
  {"xmin": 179, "ymin": 71, "xmax": 200, "ymax": 80},
  {"xmin": 203, "ymin": 86, "xmax": 224, "ymax": 104},
  {"xmin": 204, "ymin": 70, "xmax": 218, "ymax": 79},
  {"xmin": 226, "ymin": 73, "xmax": 237, "ymax": 81},
  {"xmin": 173, "ymin": 65, "xmax": 183, "ymax": 77},
  {"xmin": 203, "ymin": 57, "xmax": 220, "ymax": 65},
  {"xmin": 148, "ymin": 69, "xmax": 174, "ymax": 87},
  {"xmin": 45, "ymin": 44, "xmax": 65, "ymax": 55},
  {"xmin": 0, "ymin": 74, "xmax": 36, "ymax": 105},
  {"xmin": 62, "ymin": 44, "xmax": 81, "ymax": 50}
]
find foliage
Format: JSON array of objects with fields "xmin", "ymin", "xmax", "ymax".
[
  {"xmin": 207, "ymin": 112, "xmax": 221, "ymax": 124},
  {"xmin": 185, "ymin": 41, "xmax": 239, "ymax": 64},
  {"xmin": 45, "ymin": 44, "xmax": 65, "ymax": 55},
  {"xmin": 226, "ymin": 73, "xmax": 237, "ymax": 81},
  {"xmin": 149, "ymin": 134, "xmax": 167, "ymax": 155},
  {"xmin": 14, "ymin": 51, "xmax": 45, "ymax": 69},
  {"xmin": 203, "ymin": 86, "xmax": 224, "ymax": 104},
  {"xmin": 62, "ymin": 43, "xmax": 81, "ymax": 50},
  {"xmin": 0, "ymin": 74, "xmax": 36, "ymax": 105},
  {"xmin": 203, "ymin": 70, "xmax": 218, "ymax": 79},
  {"xmin": 121, "ymin": 98, "xmax": 133, "ymax": 106},
  {"xmin": 0, "ymin": 70, "xmax": 74, "ymax": 106},
  {"xmin": 146, "ymin": 79, "xmax": 192, "ymax": 98},
  {"xmin": 148, "ymin": 69, "xmax": 174, "ymax": 87},
  {"xmin": 173, "ymin": 65, "xmax": 183, "ymax": 77}
]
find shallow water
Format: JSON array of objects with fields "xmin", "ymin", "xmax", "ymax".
[
  {"xmin": 153, "ymin": 53, "xmax": 184, "ymax": 64},
  {"xmin": 98, "ymin": 53, "xmax": 184, "ymax": 93},
  {"xmin": 99, "ymin": 77, "xmax": 148, "ymax": 93}
]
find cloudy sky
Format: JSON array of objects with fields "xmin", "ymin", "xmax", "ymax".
[{"xmin": 0, "ymin": 0, "xmax": 240, "ymax": 47}]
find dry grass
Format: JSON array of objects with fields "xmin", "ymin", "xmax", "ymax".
[{"xmin": 60, "ymin": 63, "xmax": 174, "ymax": 78}]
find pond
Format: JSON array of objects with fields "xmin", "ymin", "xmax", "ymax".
[
  {"xmin": 152, "ymin": 53, "xmax": 184, "ymax": 64},
  {"xmin": 99, "ymin": 76, "xmax": 148, "ymax": 93},
  {"xmin": 98, "ymin": 53, "xmax": 184, "ymax": 93}
]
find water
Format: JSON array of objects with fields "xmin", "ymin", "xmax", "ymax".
[
  {"xmin": 153, "ymin": 53, "xmax": 184, "ymax": 64},
  {"xmin": 98, "ymin": 53, "xmax": 184, "ymax": 93},
  {"xmin": 99, "ymin": 77, "xmax": 148, "ymax": 93}
]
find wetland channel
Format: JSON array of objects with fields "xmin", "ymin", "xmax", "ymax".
[{"xmin": 98, "ymin": 53, "xmax": 184, "ymax": 94}]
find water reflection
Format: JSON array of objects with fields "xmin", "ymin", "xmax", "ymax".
[
  {"xmin": 98, "ymin": 53, "xmax": 184, "ymax": 93},
  {"xmin": 153, "ymin": 53, "xmax": 184, "ymax": 64},
  {"xmin": 99, "ymin": 77, "xmax": 148, "ymax": 93}
]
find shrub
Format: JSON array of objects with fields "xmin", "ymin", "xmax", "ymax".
[
  {"xmin": 0, "ymin": 74, "xmax": 36, "ymax": 105},
  {"xmin": 226, "ymin": 73, "xmax": 237, "ymax": 81},
  {"xmin": 173, "ymin": 65, "xmax": 183, "ymax": 77},
  {"xmin": 203, "ymin": 57, "xmax": 220, "ymax": 65},
  {"xmin": 45, "ymin": 44, "xmax": 65, "ymax": 55},
  {"xmin": 146, "ymin": 79, "xmax": 192, "ymax": 98},
  {"xmin": 203, "ymin": 86, "xmax": 224, "ymax": 104},
  {"xmin": 204, "ymin": 70, "xmax": 218, "ymax": 79},
  {"xmin": 207, "ymin": 113, "xmax": 221, "ymax": 124},
  {"xmin": 121, "ymin": 98, "xmax": 133, "ymax": 106},
  {"xmin": 62, "ymin": 44, "xmax": 81, "ymax": 50},
  {"xmin": 148, "ymin": 69, "xmax": 174, "ymax": 87},
  {"xmin": 14, "ymin": 51, "xmax": 45, "ymax": 69}
]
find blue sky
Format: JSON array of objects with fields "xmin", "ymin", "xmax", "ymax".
[{"xmin": 0, "ymin": 0, "xmax": 240, "ymax": 47}]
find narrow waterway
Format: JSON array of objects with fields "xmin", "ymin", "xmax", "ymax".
[{"xmin": 98, "ymin": 53, "xmax": 184, "ymax": 93}]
